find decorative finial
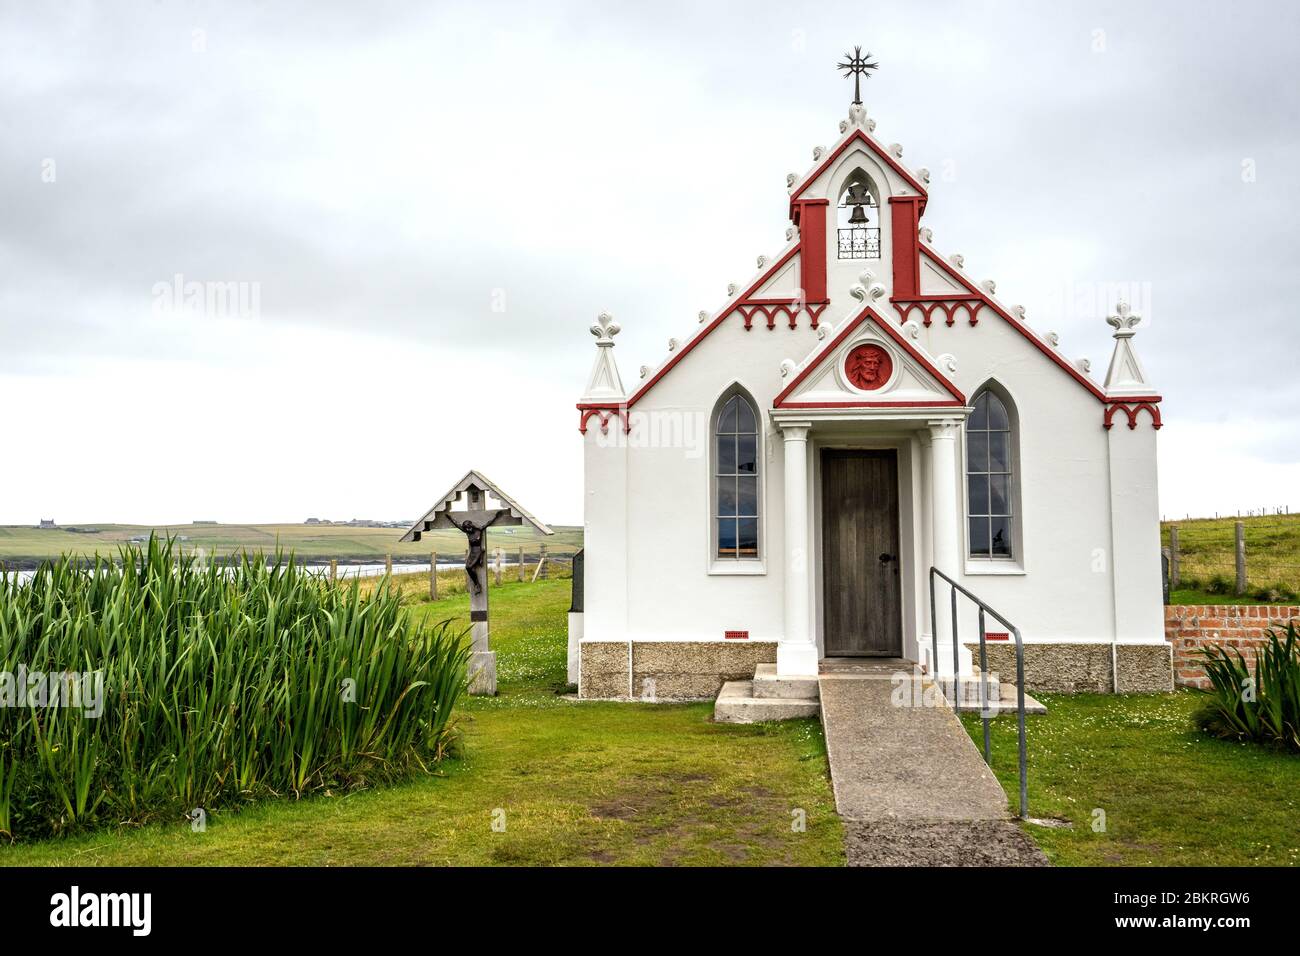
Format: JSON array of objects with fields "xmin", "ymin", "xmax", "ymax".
[
  {"xmin": 848, "ymin": 268, "xmax": 887, "ymax": 303},
  {"xmin": 1103, "ymin": 300, "xmax": 1151, "ymax": 394},
  {"xmin": 582, "ymin": 312, "xmax": 626, "ymax": 401},
  {"xmin": 1106, "ymin": 300, "xmax": 1142, "ymax": 335},
  {"xmin": 837, "ymin": 46, "xmax": 879, "ymax": 106},
  {"xmin": 590, "ymin": 312, "xmax": 620, "ymax": 344}
]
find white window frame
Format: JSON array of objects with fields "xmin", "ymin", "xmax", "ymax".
[
  {"xmin": 707, "ymin": 385, "xmax": 766, "ymax": 575},
  {"xmin": 963, "ymin": 383, "xmax": 1026, "ymax": 574}
]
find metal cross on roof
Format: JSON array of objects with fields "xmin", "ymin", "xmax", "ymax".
[{"xmin": 837, "ymin": 46, "xmax": 879, "ymax": 106}]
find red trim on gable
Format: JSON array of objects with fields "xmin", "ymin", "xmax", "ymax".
[
  {"xmin": 625, "ymin": 244, "xmax": 802, "ymax": 410},
  {"xmin": 738, "ymin": 300, "xmax": 830, "ymax": 330},
  {"xmin": 1103, "ymin": 401, "xmax": 1163, "ymax": 430},
  {"xmin": 576, "ymin": 403, "xmax": 630, "ymax": 435},
  {"xmin": 791, "ymin": 199, "xmax": 828, "ymax": 303},
  {"xmin": 772, "ymin": 305, "xmax": 966, "ymax": 408},
  {"xmin": 889, "ymin": 197, "xmax": 922, "ymax": 297},
  {"xmin": 917, "ymin": 244, "xmax": 1113, "ymax": 403},
  {"xmin": 891, "ymin": 295, "xmax": 983, "ymax": 328},
  {"xmin": 789, "ymin": 129, "xmax": 929, "ymax": 213},
  {"xmin": 779, "ymin": 400, "xmax": 965, "ymax": 409}
]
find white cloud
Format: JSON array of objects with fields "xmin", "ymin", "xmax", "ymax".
[{"xmin": 2, "ymin": 1, "xmax": 1298, "ymax": 525}]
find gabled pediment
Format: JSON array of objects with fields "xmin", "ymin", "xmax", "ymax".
[
  {"xmin": 773, "ymin": 306, "xmax": 965, "ymax": 409},
  {"xmin": 399, "ymin": 469, "xmax": 552, "ymax": 542}
]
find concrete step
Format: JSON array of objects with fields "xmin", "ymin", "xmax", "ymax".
[
  {"xmin": 936, "ymin": 676, "xmax": 1047, "ymax": 715},
  {"xmin": 713, "ymin": 680, "xmax": 821, "ymax": 724},
  {"xmin": 752, "ymin": 663, "xmax": 821, "ymax": 700}
]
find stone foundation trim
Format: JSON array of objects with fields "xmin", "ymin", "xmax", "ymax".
[
  {"xmin": 578, "ymin": 638, "xmax": 778, "ymax": 701},
  {"xmin": 964, "ymin": 640, "xmax": 1173, "ymax": 694}
]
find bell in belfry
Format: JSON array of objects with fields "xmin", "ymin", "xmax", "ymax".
[{"xmin": 846, "ymin": 183, "xmax": 873, "ymax": 224}]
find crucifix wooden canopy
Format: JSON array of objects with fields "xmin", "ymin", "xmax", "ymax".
[{"xmin": 399, "ymin": 470, "xmax": 553, "ymax": 542}]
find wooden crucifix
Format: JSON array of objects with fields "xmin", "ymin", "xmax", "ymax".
[{"xmin": 399, "ymin": 470, "xmax": 552, "ymax": 695}]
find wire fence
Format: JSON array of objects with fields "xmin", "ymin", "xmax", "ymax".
[
  {"xmin": 1163, "ymin": 515, "xmax": 1300, "ymax": 601},
  {"xmin": 335, "ymin": 550, "xmax": 576, "ymax": 604}
]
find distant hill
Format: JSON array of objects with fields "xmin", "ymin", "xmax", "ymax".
[{"xmin": 0, "ymin": 522, "xmax": 583, "ymax": 568}]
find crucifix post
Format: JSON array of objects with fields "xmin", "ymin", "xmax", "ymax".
[{"xmin": 449, "ymin": 498, "xmax": 500, "ymax": 695}]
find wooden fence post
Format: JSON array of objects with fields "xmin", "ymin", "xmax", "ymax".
[
  {"xmin": 537, "ymin": 542, "xmax": 548, "ymax": 580},
  {"xmin": 518, "ymin": 547, "xmax": 525, "ymax": 582},
  {"xmin": 494, "ymin": 548, "xmax": 503, "ymax": 586},
  {"xmin": 385, "ymin": 553, "xmax": 393, "ymax": 576},
  {"xmin": 1168, "ymin": 526, "xmax": 1180, "ymax": 589},
  {"xmin": 429, "ymin": 551, "xmax": 438, "ymax": 600},
  {"xmin": 1235, "ymin": 521, "xmax": 1247, "ymax": 595},
  {"xmin": 329, "ymin": 558, "xmax": 338, "ymax": 583}
]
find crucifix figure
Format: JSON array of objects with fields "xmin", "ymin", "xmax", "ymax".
[
  {"xmin": 837, "ymin": 46, "xmax": 879, "ymax": 106},
  {"xmin": 459, "ymin": 517, "xmax": 501, "ymax": 597}
]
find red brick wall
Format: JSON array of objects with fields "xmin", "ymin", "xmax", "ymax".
[{"xmin": 1164, "ymin": 605, "xmax": 1300, "ymax": 689}]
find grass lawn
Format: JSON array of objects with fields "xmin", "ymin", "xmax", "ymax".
[
  {"xmin": 963, "ymin": 692, "xmax": 1300, "ymax": 866},
  {"xmin": 0, "ymin": 575, "xmax": 843, "ymax": 867},
  {"xmin": 1168, "ymin": 588, "xmax": 1296, "ymax": 606}
]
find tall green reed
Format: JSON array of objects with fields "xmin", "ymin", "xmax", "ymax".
[
  {"xmin": 0, "ymin": 536, "xmax": 469, "ymax": 841},
  {"xmin": 1197, "ymin": 622, "xmax": 1300, "ymax": 752}
]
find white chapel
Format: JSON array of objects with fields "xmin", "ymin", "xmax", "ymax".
[{"xmin": 571, "ymin": 73, "xmax": 1171, "ymax": 705}]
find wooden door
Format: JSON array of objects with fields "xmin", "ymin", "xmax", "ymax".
[{"xmin": 821, "ymin": 449, "xmax": 902, "ymax": 657}]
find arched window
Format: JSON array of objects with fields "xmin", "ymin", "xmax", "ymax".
[
  {"xmin": 836, "ymin": 171, "xmax": 880, "ymax": 260},
  {"xmin": 966, "ymin": 389, "xmax": 1016, "ymax": 559},
  {"xmin": 714, "ymin": 391, "xmax": 760, "ymax": 560}
]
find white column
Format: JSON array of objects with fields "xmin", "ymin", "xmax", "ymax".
[
  {"xmin": 918, "ymin": 429, "xmax": 935, "ymax": 663},
  {"xmin": 928, "ymin": 420, "xmax": 960, "ymax": 578},
  {"xmin": 778, "ymin": 421, "xmax": 817, "ymax": 676},
  {"xmin": 928, "ymin": 419, "xmax": 970, "ymax": 676}
]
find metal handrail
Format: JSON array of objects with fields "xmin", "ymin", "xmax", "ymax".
[{"xmin": 928, "ymin": 566, "xmax": 1028, "ymax": 820}]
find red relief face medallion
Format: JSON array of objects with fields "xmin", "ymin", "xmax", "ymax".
[{"xmin": 844, "ymin": 344, "xmax": 893, "ymax": 391}]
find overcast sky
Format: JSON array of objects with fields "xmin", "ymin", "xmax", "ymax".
[{"xmin": 2, "ymin": 1, "xmax": 1297, "ymax": 527}]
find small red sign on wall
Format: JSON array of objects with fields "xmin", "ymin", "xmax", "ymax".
[
  {"xmin": 985, "ymin": 632, "xmax": 1010, "ymax": 642},
  {"xmin": 724, "ymin": 630, "xmax": 749, "ymax": 640}
]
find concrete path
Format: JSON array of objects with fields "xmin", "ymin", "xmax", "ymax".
[{"xmin": 818, "ymin": 659, "xmax": 1048, "ymax": 866}]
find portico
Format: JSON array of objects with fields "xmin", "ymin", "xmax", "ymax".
[{"xmin": 773, "ymin": 410, "xmax": 972, "ymax": 679}]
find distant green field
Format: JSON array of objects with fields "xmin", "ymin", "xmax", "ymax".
[
  {"xmin": 1161, "ymin": 512, "xmax": 1300, "ymax": 599},
  {"xmin": 0, "ymin": 522, "xmax": 583, "ymax": 567}
]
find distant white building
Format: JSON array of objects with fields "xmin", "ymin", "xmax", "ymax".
[{"xmin": 573, "ymin": 94, "xmax": 1170, "ymax": 700}]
